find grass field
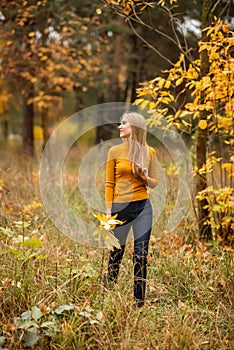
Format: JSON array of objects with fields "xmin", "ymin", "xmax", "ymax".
[{"xmin": 0, "ymin": 144, "xmax": 233, "ymax": 349}]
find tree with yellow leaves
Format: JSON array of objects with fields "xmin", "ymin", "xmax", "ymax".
[
  {"xmin": 104, "ymin": 0, "xmax": 233, "ymax": 243},
  {"xmin": 135, "ymin": 20, "xmax": 233, "ymax": 243},
  {"xmin": 0, "ymin": 0, "xmax": 109, "ymax": 154}
]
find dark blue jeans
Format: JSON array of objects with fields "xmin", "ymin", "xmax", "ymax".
[{"xmin": 107, "ymin": 199, "xmax": 152, "ymax": 306}]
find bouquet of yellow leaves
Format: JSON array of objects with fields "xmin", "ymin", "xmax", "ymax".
[{"xmin": 92, "ymin": 212, "xmax": 125, "ymax": 250}]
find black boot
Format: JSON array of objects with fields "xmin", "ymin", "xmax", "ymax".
[{"xmin": 107, "ymin": 246, "xmax": 125, "ymax": 286}]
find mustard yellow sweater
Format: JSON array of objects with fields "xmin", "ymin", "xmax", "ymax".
[{"xmin": 105, "ymin": 142, "xmax": 158, "ymax": 208}]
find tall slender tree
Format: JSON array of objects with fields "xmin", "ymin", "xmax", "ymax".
[{"xmin": 196, "ymin": 0, "xmax": 213, "ymax": 240}]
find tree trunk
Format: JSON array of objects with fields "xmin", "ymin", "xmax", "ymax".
[
  {"xmin": 3, "ymin": 118, "xmax": 9, "ymax": 140},
  {"xmin": 22, "ymin": 89, "xmax": 34, "ymax": 157},
  {"xmin": 95, "ymin": 92, "xmax": 113, "ymax": 144},
  {"xmin": 95, "ymin": 20, "xmax": 125, "ymax": 145},
  {"xmin": 109, "ymin": 22, "xmax": 124, "ymax": 102},
  {"xmin": 196, "ymin": 128, "xmax": 212, "ymax": 240},
  {"xmin": 196, "ymin": 0, "xmax": 213, "ymax": 240},
  {"xmin": 41, "ymin": 107, "xmax": 49, "ymax": 150},
  {"xmin": 130, "ymin": 35, "xmax": 138, "ymax": 103}
]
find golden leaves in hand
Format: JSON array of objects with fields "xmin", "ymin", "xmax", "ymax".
[{"xmin": 92, "ymin": 212, "xmax": 125, "ymax": 250}]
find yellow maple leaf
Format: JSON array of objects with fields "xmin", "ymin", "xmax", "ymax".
[
  {"xmin": 94, "ymin": 212, "xmax": 125, "ymax": 231},
  {"xmin": 92, "ymin": 212, "xmax": 125, "ymax": 250}
]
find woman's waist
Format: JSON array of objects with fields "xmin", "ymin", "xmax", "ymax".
[
  {"xmin": 112, "ymin": 198, "xmax": 152, "ymax": 217},
  {"xmin": 113, "ymin": 190, "xmax": 149, "ymax": 203}
]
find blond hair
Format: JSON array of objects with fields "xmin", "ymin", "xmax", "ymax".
[{"xmin": 120, "ymin": 112, "xmax": 148, "ymax": 176}]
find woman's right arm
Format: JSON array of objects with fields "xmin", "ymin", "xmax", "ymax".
[{"xmin": 105, "ymin": 149, "xmax": 115, "ymax": 218}]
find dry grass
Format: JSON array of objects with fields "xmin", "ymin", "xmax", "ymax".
[{"xmin": 0, "ymin": 144, "xmax": 233, "ymax": 349}]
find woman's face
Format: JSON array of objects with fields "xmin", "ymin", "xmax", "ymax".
[{"xmin": 118, "ymin": 118, "xmax": 132, "ymax": 138}]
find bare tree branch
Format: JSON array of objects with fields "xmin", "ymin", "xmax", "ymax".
[
  {"xmin": 210, "ymin": 0, "xmax": 222, "ymax": 13},
  {"xmin": 130, "ymin": 5, "xmax": 181, "ymax": 51},
  {"xmin": 102, "ymin": 1, "xmax": 201, "ymax": 73},
  {"xmin": 215, "ymin": 0, "xmax": 232, "ymax": 20},
  {"xmin": 126, "ymin": 17, "xmax": 175, "ymax": 66}
]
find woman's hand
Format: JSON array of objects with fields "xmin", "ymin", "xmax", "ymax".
[
  {"xmin": 136, "ymin": 166, "xmax": 149, "ymax": 184},
  {"xmin": 106, "ymin": 209, "xmax": 112, "ymax": 219}
]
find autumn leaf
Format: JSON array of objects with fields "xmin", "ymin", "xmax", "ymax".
[
  {"xmin": 198, "ymin": 120, "xmax": 207, "ymax": 130},
  {"xmin": 23, "ymin": 201, "xmax": 43, "ymax": 212},
  {"xmin": 123, "ymin": 2, "xmax": 131, "ymax": 15},
  {"xmin": 93, "ymin": 212, "xmax": 125, "ymax": 231},
  {"xmin": 92, "ymin": 212, "xmax": 125, "ymax": 250}
]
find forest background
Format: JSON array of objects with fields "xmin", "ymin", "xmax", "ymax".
[{"xmin": 0, "ymin": 0, "xmax": 233, "ymax": 349}]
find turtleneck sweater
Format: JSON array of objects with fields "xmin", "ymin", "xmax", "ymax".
[{"xmin": 105, "ymin": 142, "xmax": 158, "ymax": 209}]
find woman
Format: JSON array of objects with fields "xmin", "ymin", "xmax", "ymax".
[{"xmin": 105, "ymin": 111, "xmax": 158, "ymax": 307}]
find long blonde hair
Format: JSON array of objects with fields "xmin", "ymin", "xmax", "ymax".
[{"xmin": 120, "ymin": 112, "xmax": 148, "ymax": 176}]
